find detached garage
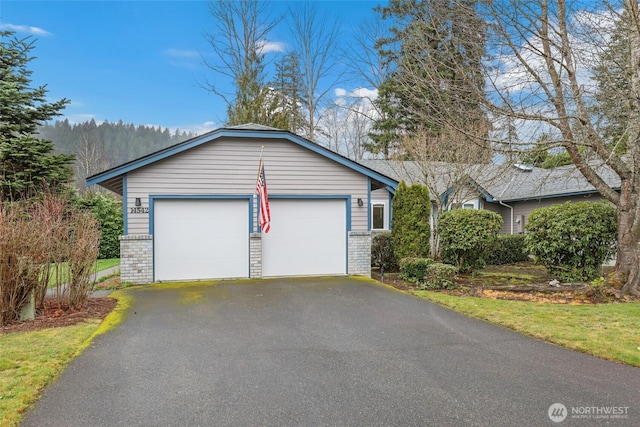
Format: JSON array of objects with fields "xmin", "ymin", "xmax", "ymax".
[{"xmin": 87, "ymin": 124, "xmax": 397, "ymax": 284}]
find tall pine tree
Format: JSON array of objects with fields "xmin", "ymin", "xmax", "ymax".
[
  {"xmin": 0, "ymin": 31, "xmax": 73, "ymax": 200},
  {"xmin": 370, "ymin": 0, "xmax": 489, "ymax": 159}
]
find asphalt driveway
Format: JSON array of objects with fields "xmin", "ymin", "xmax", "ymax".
[{"xmin": 22, "ymin": 277, "xmax": 638, "ymax": 426}]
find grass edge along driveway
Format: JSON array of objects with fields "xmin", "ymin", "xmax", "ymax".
[
  {"xmin": 3, "ymin": 279, "xmax": 639, "ymax": 426},
  {"xmin": 416, "ymin": 290, "xmax": 640, "ymax": 367},
  {"xmin": 0, "ymin": 291, "xmax": 132, "ymax": 427}
]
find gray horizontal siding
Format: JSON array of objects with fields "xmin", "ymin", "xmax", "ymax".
[
  {"xmin": 126, "ymin": 137, "xmax": 369, "ymax": 234},
  {"xmin": 487, "ymin": 193, "xmax": 606, "ymax": 235}
]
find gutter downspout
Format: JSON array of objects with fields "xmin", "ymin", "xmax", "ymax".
[
  {"xmin": 498, "ymin": 200, "xmax": 514, "ymax": 235},
  {"xmin": 497, "ymin": 175, "xmax": 516, "ymax": 235}
]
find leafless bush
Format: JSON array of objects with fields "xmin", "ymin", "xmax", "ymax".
[
  {"xmin": 67, "ymin": 212, "xmax": 100, "ymax": 309},
  {"xmin": 0, "ymin": 193, "xmax": 100, "ymax": 326},
  {"xmin": 0, "ymin": 202, "xmax": 46, "ymax": 325}
]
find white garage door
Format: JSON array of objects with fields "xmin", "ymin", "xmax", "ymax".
[
  {"xmin": 154, "ymin": 199, "xmax": 249, "ymax": 281},
  {"xmin": 262, "ymin": 199, "xmax": 346, "ymax": 277}
]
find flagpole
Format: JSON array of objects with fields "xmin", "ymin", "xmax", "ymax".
[{"xmin": 255, "ymin": 145, "xmax": 265, "ymax": 190}]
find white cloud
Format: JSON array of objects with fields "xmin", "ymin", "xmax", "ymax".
[
  {"xmin": 256, "ymin": 40, "xmax": 285, "ymax": 54},
  {"xmin": 0, "ymin": 23, "xmax": 51, "ymax": 36},
  {"xmin": 350, "ymin": 87, "xmax": 378, "ymax": 101},
  {"xmin": 334, "ymin": 88, "xmax": 347, "ymax": 97}
]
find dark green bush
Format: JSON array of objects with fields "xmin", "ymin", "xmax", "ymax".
[
  {"xmin": 439, "ymin": 209, "xmax": 503, "ymax": 273},
  {"xmin": 420, "ymin": 263, "xmax": 458, "ymax": 290},
  {"xmin": 399, "ymin": 257, "xmax": 434, "ymax": 283},
  {"xmin": 78, "ymin": 192, "xmax": 123, "ymax": 259},
  {"xmin": 391, "ymin": 181, "xmax": 431, "ymax": 260},
  {"xmin": 486, "ymin": 234, "xmax": 530, "ymax": 265},
  {"xmin": 525, "ymin": 201, "xmax": 617, "ymax": 281},
  {"xmin": 371, "ymin": 232, "xmax": 399, "ymax": 272}
]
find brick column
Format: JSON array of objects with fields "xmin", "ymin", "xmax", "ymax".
[
  {"xmin": 348, "ymin": 231, "xmax": 372, "ymax": 277},
  {"xmin": 119, "ymin": 234, "xmax": 153, "ymax": 284},
  {"xmin": 250, "ymin": 232, "xmax": 262, "ymax": 278}
]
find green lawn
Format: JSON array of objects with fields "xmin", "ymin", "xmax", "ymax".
[
  {"xmin": 416, "ymin": 290, "xmax": 640, "ymax": 367},
  {"xmin": 0, "ymin": 321, "xmax": 101, "ymax": 426},
  {"xmin": 46, "ymin": 258, "xmax": 120, "ymax": 288},
  {"xmin": 0, "ymin": 290, "xmax": 130, "ymax": 427}
]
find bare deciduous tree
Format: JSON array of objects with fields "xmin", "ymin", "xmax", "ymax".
[
  {"xmin": 73, "ymin": 133, "xmax": 108, "ymax": 194},
  {"xmin": 202, "ymin": 0, "xmax": 281, "ymax": 124},
  {"xmin": 389, "ymin": 128, "xmax": 506, "ymax": 258},
  {"xmin": 434, "ymin": 0, "xmax": 640, "ymax": 294},
  {"xmin": 288, "ymin": 3, "xmax": 343, "ymax": 140}
]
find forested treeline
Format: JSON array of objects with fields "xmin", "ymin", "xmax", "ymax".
[{"xmin": 37, "ymin": 119, "xmax": 196, "ymax": 190}]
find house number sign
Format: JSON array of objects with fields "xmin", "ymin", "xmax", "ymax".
[{"xmin": 129, "ymin": 207, "xmax": 149, "ymax": 214}]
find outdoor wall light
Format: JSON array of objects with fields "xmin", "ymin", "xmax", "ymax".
[
  {"xmin": 357, "ymin": 198, "xmax": 364, "ymax": 207},
  {"xmin": 135, "ymin": 197, "xmax": 141, "ymax": 207}
]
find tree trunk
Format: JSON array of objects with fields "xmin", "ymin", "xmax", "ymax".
[
  {"xmin": 618, "ymin": 0, "xmax": 640, "ymax": 296},
  {"xmin": 615, "ymin": 179, "xmax": 640, "ymax": 296}
]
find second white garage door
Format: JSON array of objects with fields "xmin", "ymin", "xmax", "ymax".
[
  {"xmin": 262, "ymin": 199, "xmax": 347, "ymax": 277},
  {"xmin": 154, "ymin": 199, "xmax": 249, "ymax": 281}
]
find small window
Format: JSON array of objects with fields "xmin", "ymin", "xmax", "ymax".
[
  {"xmin": 463, "ymin": 203, "xmax": 474, "ymax": 209},
  {"xmin": 372, "ymin": 203, "xmax": 386, "ymax": 230}
]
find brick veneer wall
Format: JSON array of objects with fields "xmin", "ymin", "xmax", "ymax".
[
  {"xmin": 348, "ymin": 231, "xmax": 372, "ymax": 277},
  {"xmin": 250, "ymin": 232, "xmax": 262, "ymax": 278},
  {"xmin": 119, "ymin": 234, "xmax": 153, "ymax": 284}
]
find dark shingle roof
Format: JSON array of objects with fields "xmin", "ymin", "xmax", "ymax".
[{"xmin": 362, "ymin": 160, "xmax": 621, "ymax": 202}]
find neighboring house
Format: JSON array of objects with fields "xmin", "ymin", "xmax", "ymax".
[
  {"xmin": 362, "ymin": 159, "xmax": 620, "ymax": 236},
  {"xmin": 87, "ymin": 124, "xmax": 398, "ymax": 284}
]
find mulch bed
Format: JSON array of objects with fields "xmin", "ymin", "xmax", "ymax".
[
  {"xmin": 0, "ymin": 297, "xmax": 117, "ymax": 335},
  {"xmin": 373, "ymin": 271, "xmax": 638, "ymax": 304}
]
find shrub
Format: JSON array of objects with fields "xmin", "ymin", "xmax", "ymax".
[
  {"xmin": 391, "ymin": 181, "xmax": 431, "ymax": 260},
  {"xmin": 439, "ymin": 209, "xmax": 503, "ymax": 273},
  {"xmin": 371, "ymin": 232, "xmax": 399, "ymax": 273},
  {"xmin": 78, "ymin": 192, "xmax": 123, "ymax": 259},
  {"xmin": 525, "ymin": 201, "xmax": 617, "ymax": 281},
  {"xmin": 420, "ymin": 263, "xmax": 458, "ymax": 290},
  {"xmin": 0, "ymin": 193, "xmax": 100, "ymax": 326},
  {"xmin": 486, "ymin": 235, "xmax": 530, "ymax": 265},
  {"xmin": 399, "ymin": 257, "xmax": 434, "ymax": 283}
]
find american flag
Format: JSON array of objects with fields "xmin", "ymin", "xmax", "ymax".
[{"xmin": 256, "ymin": 162, "xmax": 271, "ymax": 233}]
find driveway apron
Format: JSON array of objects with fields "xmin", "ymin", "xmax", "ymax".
[{"xmin": 22, "ymin": 277, "xmax": 639, "ymax": 426}]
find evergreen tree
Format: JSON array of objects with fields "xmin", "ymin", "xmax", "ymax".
[
  {"xmin": 370, "ymin": 0, "xmax": 488, "ymax": 158},
  {"xmin": 391, "ymin": 181, "xmax": 431, "ymax": 260},
  {"xmin": 591, "ymin": 6, "xmax": 632, "ymax": 150},
  {"xmin": 270, "ymin": 52, "xmax": 307, "ymax": 133},
  {"xmin": 226, "ymin": 48, "xmax": 270, "ymax": 126},
  {"xmin": 0, "ymin": 31, "xmax": 73, "ymax": 200}
]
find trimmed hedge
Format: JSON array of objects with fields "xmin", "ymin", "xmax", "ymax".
[
  {"xmin": 486, "ymin": 235, "xmax": 529, "ymax": 265},
  {"xmin": 439, "ymin": 209, "xmax": 503, "ymax": 272},
  {"xmin": 391, "ymin": 181, "xmax": 431, "ymax": 260},
  {"xmin": 525, "ymin": 201, "xmax": 617, "ymax": 281},
  {"xmin": 420, "ymin": 263, "xmax": 458, "ymax": 290},
  {"xmin": 399, "ymin": 257, "xmax": 434, "ymax": 283}
]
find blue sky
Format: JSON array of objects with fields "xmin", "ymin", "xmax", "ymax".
[{"xmin": 1, "ymin": 0, "xmax": 383, "ymax": 134}]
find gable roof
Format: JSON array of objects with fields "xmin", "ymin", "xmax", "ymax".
[
  {"xmin": 86, "ymin": 124, "xmax": 399, "ymax": 194},
  {"xmin": 363, "ymin": 159, "xmax": 621, "ymax": 202}
]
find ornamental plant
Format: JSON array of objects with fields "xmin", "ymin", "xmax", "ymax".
[
  {"xmin": 78, "ymin": 192, "xmax": 123, "ymax": 259},
  {"xmin": 438, "ymin": 209, "xmax": 502, "ymax": 273},
  {"xmin": 486, "ymin": 235, "xmax": 529, "ymax": 265},
  {"xmin": 525, "ymin": 201, "xmax": 617, "ymax": 281},
  {"xmin": 391, "ymin": 181, "xmax": 431, "ymax": 260},
  {"xmin": 371, "ymin": 232, "xmax": 398, "ymax": 274}
]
